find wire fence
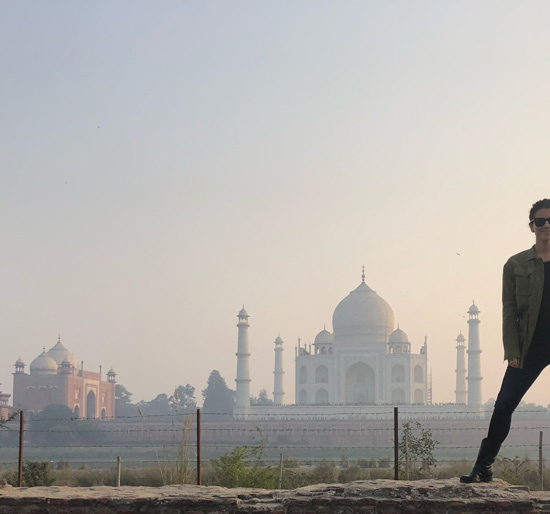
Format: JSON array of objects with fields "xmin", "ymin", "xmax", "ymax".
[{"xmin": 3, "ymin": 407, "xmax": 550, "ymax": 478}]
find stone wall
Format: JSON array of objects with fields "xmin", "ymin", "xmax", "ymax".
[{"xmin": 2, "ymin": 479, "xmax": 550, "ymax": 513}]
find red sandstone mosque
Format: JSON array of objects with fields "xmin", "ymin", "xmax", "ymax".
[{"xmin": 12, "ymin": 337, "xmax": 116, "ymax": 418}]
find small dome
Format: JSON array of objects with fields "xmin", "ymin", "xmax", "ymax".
[
  {"xmin": 107, "ymin": 367, "xmax": 116, "ymax": 375},
  {"xmin": 389, "ymin": 327, "xmax": 409, "ymax": 343},
  {"xmin": 456, "ymin": 332, "xmax": 466, "ymax": 342},
  {"xmin": 274, "ymin": 335, "xmax": 283, "ymax": 344},
  {"xmin": 468, "ymin": 302, "xmax": 480, "ymax": 314},
  {"xmin": 238, "ymin": 307, "xmax": 249, "ymax": 318},
  {"xmin": 15, "ymin": 357, "xmax": 25, "ymax": 367},
  {"xmin": 314, "ymin": 329, "xmax": 334, "ymax": 346},
  {"xmin": 30, "ymin": 350, "xmax": 58, "ymax": 375}
]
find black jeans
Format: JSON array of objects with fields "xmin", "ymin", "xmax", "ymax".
[{"xmin": 487, "ymin": 341, "xmax": 550, "ymax": 445}]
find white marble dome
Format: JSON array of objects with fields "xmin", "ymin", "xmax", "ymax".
[
  {"xmin": 314, "ymin": 328, "xmax": 334, "ymax": 346},
  {"xmin": 389, "ymin": 327, "xmax": 409, "ymax": 343},
  {"xmin": 48, "ymin": 339, "xmax": 78, "ymax": 368},
  {"xmin": 332, "ymin": 279, "xmax": 394, "ymax": 343},
  {"xmin": 30, "ymin": 350, "xmax": 58, "ymax": 375}
]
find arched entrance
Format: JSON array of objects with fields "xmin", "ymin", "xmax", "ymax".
[
  {"xmin": 315, "ymin": 388, "xmax": 329, "ymax": 404},
  {"xmin": 315, "ymin": 365, "xmax": 328, "ymax": 384},
  {"xmin": 392, "ymin": 388, "xmax": 406, "ymax": 404},
  {"xmin": 345, "ymin": 362, "xmax": 375, "ymax": 404},
  {"xmin": 86, "ymin": 390, "xmax": 96, "ymax": 418},
  {"xmin": 391, "ymin": 364, "xmax": 405, "ymax": 383}
]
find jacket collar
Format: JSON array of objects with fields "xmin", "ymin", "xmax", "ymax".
[{"xmin": 526, "ymin": 245, "xmax": 537, "ymax": 261}]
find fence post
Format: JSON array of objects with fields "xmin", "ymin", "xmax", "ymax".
[
  {"xmin": 18, "ymin": 410, "xmax": 24, "ymax": 487},
  {"xmin": 197, "ymin": 408, "xmax": 201, "ymax": 485},
  {"xmin": 394, "ymin": 407, "xmax": 399, "ymax": 480},
  {"xmin": 116, "ymin": 456, "xmax": 122, "ymax": 487},
  {"xmin": 404, "ymin": 431, "xmax": 410, "ymax": 481},
  {"xmin": 278, "ymin": 453, "xmax": 284, "ymax": 489},
  {"xmin": 539, "ymin": 431, "xmax": 544, "ymax": 491}
]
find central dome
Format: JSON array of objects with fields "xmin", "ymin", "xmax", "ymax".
[
  {"xmin": 48, "ymin": 338, "xmax": 78, "ymax": 369},
  {"xmin": 332, "ymin": 279, "xmax": 394, "ymax": 344}
]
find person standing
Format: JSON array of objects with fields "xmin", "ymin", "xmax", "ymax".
[{"xmin": 461, "ymin": 198, "xmax": 550, "ymax": 483}]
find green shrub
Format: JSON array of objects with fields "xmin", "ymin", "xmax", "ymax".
[
  {"xmin": 339, "ymin": 465, "xmax": 369, "ymax": 482},
  {"xmin": 310, "ymin": 461, "xmax": 338, "ymax": 484},
  {"xmin": 211, "ymin": 446, "xmax": 277, "ymax": 489},
  {"xmin": 9, "ymin": 461, "xmax": 55, "ymax": 487}
]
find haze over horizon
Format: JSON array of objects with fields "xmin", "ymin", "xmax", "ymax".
[{"xmin": 2, "ymin": 1, "xmax": 550, "ymax": 408}]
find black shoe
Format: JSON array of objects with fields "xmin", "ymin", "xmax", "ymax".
[
  {"xmin": 460, "ymin": 438, "xmax": 500, "ymax": 484},
  {"xmin": 460, "ymin": 466, "xmax": 493, "ymax": 483}
]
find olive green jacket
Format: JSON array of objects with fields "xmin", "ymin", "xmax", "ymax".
[{"xmin": 503, "ymin": 245, "xmax": 545, "ymax": 366}]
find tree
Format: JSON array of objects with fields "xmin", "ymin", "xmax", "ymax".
[
  {"xmin": 202, "ymin": 370, "xmax": 235, "ymax": 418},
  {"xmin": 399, "ymin": 421, "xmax": 439, "ymax": 479},
  {"xmin": 169, "ymin": 384, "xmax": 196, "ymax": 413},
  {"xmin": 251, "ymin": 389, "xmax": 273, "ymax": 406},
  {"xmin": 116, "ymin": 384, "xmax": 133, "ymax": 404},
  {"xmin": 115, "ymin": 384, "xmax": 137, "ymax": 418},
  {"xmin": 136, "ymin": 394, "xmax": 172, "ymax": 416},
  {"xmin": 28, "ymin": 404, "xmax": 103, "ymax": 446}
]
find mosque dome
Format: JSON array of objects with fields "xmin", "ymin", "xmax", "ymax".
[
  {"xmin": 15, "ymin": 357, "xmax": 25, "ymax": 367},
  {"xmin": 389, "ymin": 327, "xmax": 409, "ymax": 343},
  {"xmin": 332, "ymin": 275, "xmax": 394, "ymax": 344},
  {"xmin": 456, "ymin": 332, "xmax": 466, "ymax": 343},
  {"xmin": 314, "ymin": 328, "xmax": 333, "ymax": 346},
  {"xmin": 238, "ymin": 307, "xmax": 249, "ymax": 318},
  {"xmin": 47, "ymin": 338, "xmax": 78, "ymax": 368},
  {"xmin": 274, "ymin": 335, "xmax": 283, "ymax": 344},
  {"xmin": 30, "ymin": 350, "xmax": 58, "ymax": 375}
]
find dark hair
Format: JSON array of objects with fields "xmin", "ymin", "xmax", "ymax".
[{"xmin": 529, "ymin": 199, "xmax": 550, "ymax": 222}]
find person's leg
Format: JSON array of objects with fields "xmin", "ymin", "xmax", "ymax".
[
  {"xmin": 460, "ymin": 354, "xmax": 547, "ymax": 483},
  {"xmin": 487, "ymin": 354, "xmax": 547, "ymax": 445}
]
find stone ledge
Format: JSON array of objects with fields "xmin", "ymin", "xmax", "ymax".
[{"xmin": 0, "ymin": 478, "xmax": 548, "ymax": 513}]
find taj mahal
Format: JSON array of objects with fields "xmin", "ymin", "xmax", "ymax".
[{"xmin": 233, "ymin": 269, "xmax": 483, "ymax": 420}]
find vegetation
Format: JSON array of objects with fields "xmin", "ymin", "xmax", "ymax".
[
  {"xmin": 116, "ymin": 383, "xmax": 197, "ymax": 417},
  {"xmin": 250, "ymin": 389, "xmax": 273, "ymax": 406},
  {"xmin": 202, "ymin": 370, "xmax": 235, "ymax": 418},
  {"xmin": 27, "ymin": 404, "xmax": 105, "ymax": 446},
  {"xmin": 211, "ymin": 445, "xmax": 277, "ymax": 488},
  {"xmin": 115, "ymin": 384, "xmax": 138, "ymax": 417},
  {"xmin": 398, "ymin": 421, "xmax": 439, "ymax": 479},
  {"xmin": 4, "ymin": 452, "xmax": 550, "ymax": 490},
  {"xmin": 6, "ymin": 461, "xmax": 54, "ymax": 487},
  {"xmin": 170, "ymin": 384, "xmax": 197, "ymax": 413}
]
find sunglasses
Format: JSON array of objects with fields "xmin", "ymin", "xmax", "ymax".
[{"xmin": 531, "ymin": 217, "xmax": 550, "ymax": 227}]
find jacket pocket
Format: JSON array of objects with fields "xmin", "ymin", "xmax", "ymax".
[{"xmin": 515, "ymin": 270, "xmax": 533, "ymax": 297}]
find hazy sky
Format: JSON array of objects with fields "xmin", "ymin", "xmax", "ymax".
[{"xmin": 2, "ymin": 1, "xmax": 550, "ymax": 408}]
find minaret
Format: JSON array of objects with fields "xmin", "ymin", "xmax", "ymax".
[
  {"xmin": 273, "ymin": 335, "xmax": 285, "ymax": 405},
  {"xmin": 455, "ymin": 332, "xmax": 467, "ymax": 404},
  {"xmin": 467, "ymin": 302, "xmax": 482, "ymax": 406},
  {"xmin": 235, "ymin": 306, "xmax": 251, "ymax": 414}
]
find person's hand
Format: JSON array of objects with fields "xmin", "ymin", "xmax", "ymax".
[{"xmin": 508, "ymin": 358, "xmax": 520, "ymax": 368}]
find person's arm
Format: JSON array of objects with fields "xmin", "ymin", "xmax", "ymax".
[{"xmin": 502, "ymin": 259, "xmax": 520, "ymax": 365}]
